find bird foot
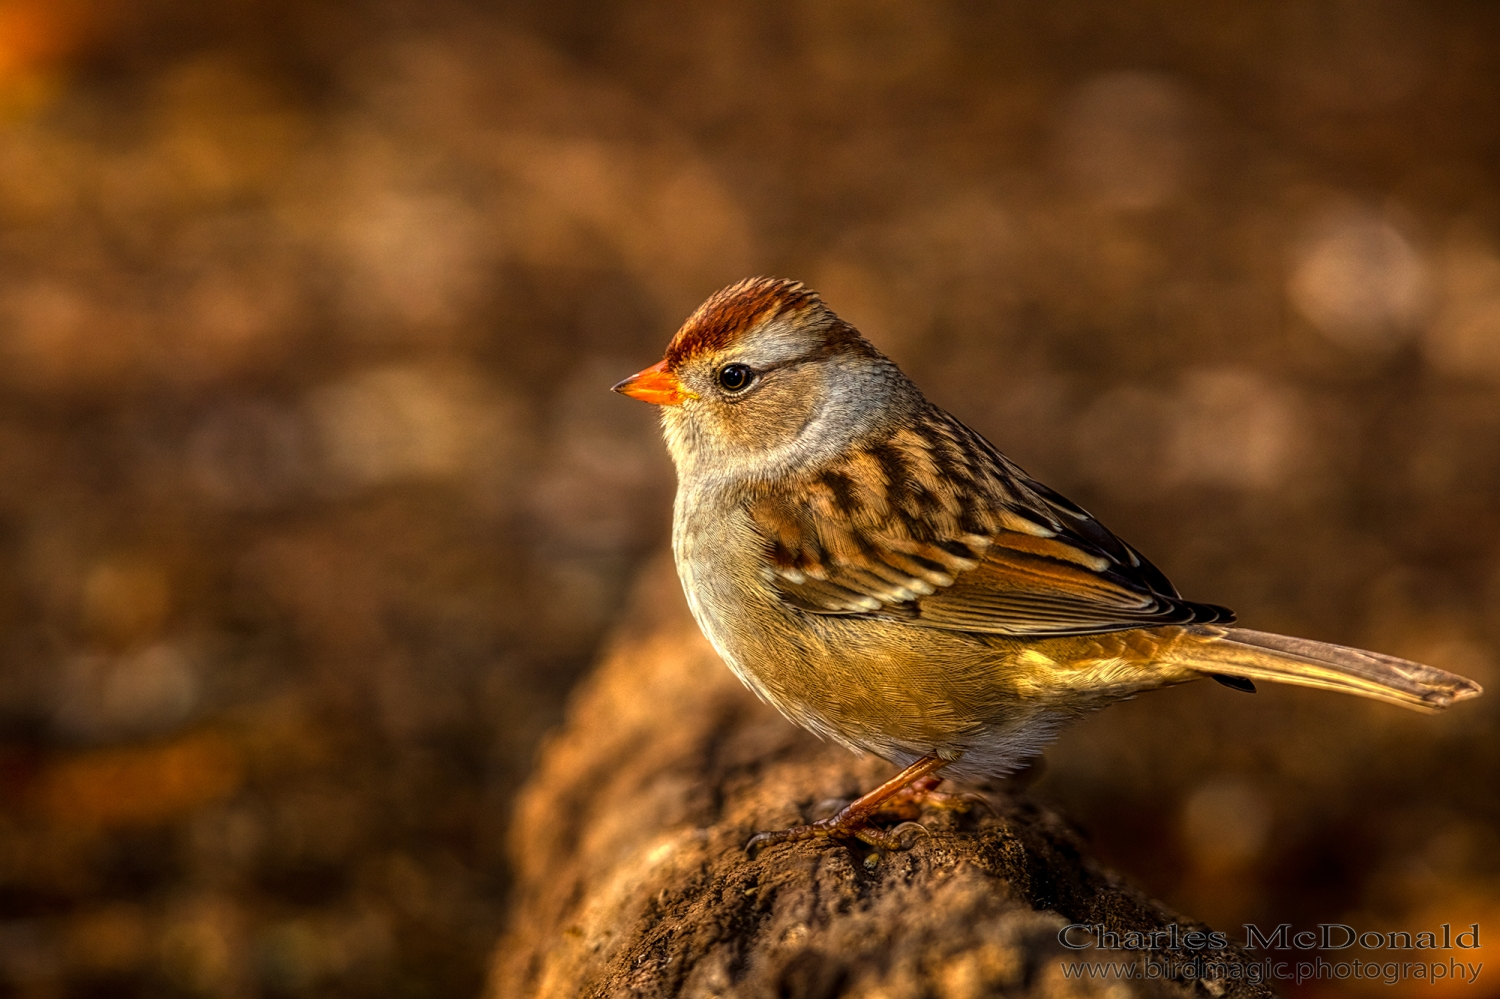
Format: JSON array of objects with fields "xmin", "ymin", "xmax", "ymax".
[
  {"xmin": 872, "ymin": 774, "xmax": 992, "ymax": 822},
  {"xmin": 744, "ymin": 755, "xmax": 952, "ymax": 856},
  {"xmin": 745, "ymin": 810, "xmax": 927, "ymax": 855}
]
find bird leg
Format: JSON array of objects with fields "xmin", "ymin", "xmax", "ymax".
[{"xmin": 745, "ymin": 756, "xmax": 948, "ymax": 854}]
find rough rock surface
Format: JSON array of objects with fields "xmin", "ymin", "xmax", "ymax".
[{"xmin": 488, "ymin": 560, "xmax": 1277, "ymax": 999}]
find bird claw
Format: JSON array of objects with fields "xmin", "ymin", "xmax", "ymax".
[
  {"xmin": 947, "ymin": 791, "xmax": 997, "ymax": 816},
  {"xmin": 743, "ymin": 809, "xmax": 884, "ymax": 854},
  {"xmin": 881, "ymin": 820, "xmax": 930, "ymax": 848}
]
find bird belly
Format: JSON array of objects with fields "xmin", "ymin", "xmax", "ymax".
[{"xmin": 787, "ymin": 617, "xmax": 1073, "ymax": 775}]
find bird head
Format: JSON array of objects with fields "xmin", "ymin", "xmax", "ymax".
[{"xmin": 613, "ymin": 278, "xmax": 915, "ymax": 484}]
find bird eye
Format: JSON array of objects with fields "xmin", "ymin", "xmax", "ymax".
[{"xmin": 717, "ymin": 363, "xmax": 755, "ymax": 392}]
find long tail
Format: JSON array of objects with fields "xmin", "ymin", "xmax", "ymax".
[{"xmin": 1182, "ymin": 627, "xmax": 1483, "ymax": 712}]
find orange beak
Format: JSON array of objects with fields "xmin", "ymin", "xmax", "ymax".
[{"xmin": 612, "ymin": 359, "xmax": 695, "ymax": 406}]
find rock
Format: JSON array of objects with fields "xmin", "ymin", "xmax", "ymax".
[{"xmin": 488, "ymin": 559, "xmax": 1276, "ymax": 999}]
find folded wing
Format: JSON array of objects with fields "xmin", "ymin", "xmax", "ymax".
[{"xmin": 748, "ymin": 408, "xmax": 1231, "ymax": 637}]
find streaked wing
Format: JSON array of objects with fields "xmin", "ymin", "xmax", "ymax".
[{"xmin": 747, "ymin": 407, "xmax": 1231, "ymax": 637}]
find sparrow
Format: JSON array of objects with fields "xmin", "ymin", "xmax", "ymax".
[{"xmin": 613, "ymin": 277, "xmax": 1483, "ymax": 852}]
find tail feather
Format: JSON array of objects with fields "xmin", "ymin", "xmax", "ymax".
[{"xmin": 1184, "ymin": 627, "xmax": 1483, "ymax": 713}]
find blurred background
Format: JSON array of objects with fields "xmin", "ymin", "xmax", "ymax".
[{"xmin": 0, "ymin": 1, "xmax": 1497, "ymax": 996}]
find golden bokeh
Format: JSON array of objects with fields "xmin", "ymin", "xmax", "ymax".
[{"xmin": 0, "ymin": 2, "xmax": 1495, "ymax": 997}]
